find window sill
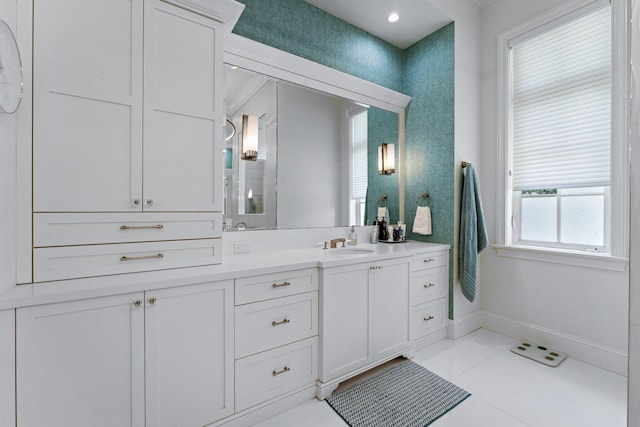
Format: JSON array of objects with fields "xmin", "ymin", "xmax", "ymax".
[{"xmin": 493, "ymin": 244, "xmax": 628, "ymax": 272}]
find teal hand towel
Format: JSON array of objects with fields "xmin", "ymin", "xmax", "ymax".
[{"xmin": 459, "ymin": 165, "xmax": 488, "ymax": 303}]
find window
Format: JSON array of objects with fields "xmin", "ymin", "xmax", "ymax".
[
  {"xmin": 350, "ymin": 107, "xmax": 368, "ymax": 226},
  {"xmin": 504, "ymin": 3, "xmax": 615, "ymax": 253}
]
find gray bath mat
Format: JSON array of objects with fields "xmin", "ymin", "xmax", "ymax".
[
  {"xmin": 510, "ymin": 341, "xmax": 567, "ymax": 367},
  {"xmin": 326, "ymin": 360, "xmax": 470, "ymax": 427}
]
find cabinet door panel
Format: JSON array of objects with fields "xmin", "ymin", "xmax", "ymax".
[
  {"xmin": 320, "ymin": 264, "xmax": 370, "ymax": 382},
  {"xmin": 373, "ymin": 260, "xmax": 410, "ymax": 358},
  {"xmin": 33, "ymin": 0, "xmax": 143, "ymax": 212},
  {"xmin": 143, "ymin": 0, "xmax": 222, "ymax": 212},
  {"xmin": 145, "ymin": 281, "xmax": 234, "ymax": 427},
  {"xmin": 16, "ymin": 293, "xmax": 145, "ymax": 427}
]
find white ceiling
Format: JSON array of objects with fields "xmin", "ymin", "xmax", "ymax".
[{"xmin": 303, "ymin": 0, "xmax": 494, "ymax": 49}]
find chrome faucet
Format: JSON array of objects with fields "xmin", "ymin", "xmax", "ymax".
[{"xmin": 330, "ymin": 238, "xmax": 346, "ymax": 248}]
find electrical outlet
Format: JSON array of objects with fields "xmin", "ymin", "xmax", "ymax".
[{"xmin": 234, "ymin": 243, "xmax": 250, "ymax": 254}]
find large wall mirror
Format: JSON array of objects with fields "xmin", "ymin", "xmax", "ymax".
[{"xmin": 223, "ymin": 35, "xmax": 411, "ymax": 232}]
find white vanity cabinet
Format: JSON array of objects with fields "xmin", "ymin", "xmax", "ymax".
[
  {"xmin": 410, "ymin": 250, "xmax": 449, "ymax": 348},
  {"xmin": 0, "ymin": 309, "xmax": 15, "ymax": 427},
  {"xmin": 318, "ymin": 257, "xmax": 410, "ymax": 397},
  {"xmin": 28, "ymin": 0, "xmax": 243, "ymax": 281},
  {"xmin": 16, "ymin": 280, "xmax": 234, "ymax": 427},
  {"xmin": 234, "ymin": 269, "xmax": 319, "ymax": 412}
]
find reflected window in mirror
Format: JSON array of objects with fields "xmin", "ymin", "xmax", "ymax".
[{"xmin": 349, "ymin": 107, "xmax": 368, "ymax": 226}]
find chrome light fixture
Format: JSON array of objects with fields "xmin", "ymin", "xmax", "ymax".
[
  {"xmin": 378, "ymin": 143, "xmax": 395, "ymax": 175},
  {"xmin": 241, "ymin": 114, "xmax": 258, "ymax": 161}
]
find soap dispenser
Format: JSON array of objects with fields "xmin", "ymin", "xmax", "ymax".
[{"xmin": 348, "ymin": 225, "xmax": 357, "ymax": 245}]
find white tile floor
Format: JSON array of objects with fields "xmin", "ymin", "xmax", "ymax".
[{"xmin": 254, "ymin": 329, "xmax": 627, "ymax": 427}]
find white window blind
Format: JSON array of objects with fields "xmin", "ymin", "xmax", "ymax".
[
  {"xmin": 352, "ymin": 109, "xmax": 368, "ymax": 199},
  {"xmin": 511, "ymin": 6, "xmax": 611, "ymax": 191}
]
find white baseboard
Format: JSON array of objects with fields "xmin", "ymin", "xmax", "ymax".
[
  {"xmin": 210, "ymin": 385, "xmax": 316, "ymax": 426},
  {"xmin": 448, "ymin": 312, "xmax": 482, "ymax": 340},
  {"xmin": 481, "ymin": 311, "xmax": 628, "ymax": 376}
]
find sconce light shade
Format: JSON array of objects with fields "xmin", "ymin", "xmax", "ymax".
[
  {"xmin": 378, "ymin": 143, "xmax": 395, "ymax": 175},
  {"xmin": 241, "ymin": 114, "xmax": 259, "ymax": 161}
]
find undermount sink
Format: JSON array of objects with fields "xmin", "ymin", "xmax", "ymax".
[{"xmin": 329, "ymin": 247, "xmax": 376, "ymax": 255}]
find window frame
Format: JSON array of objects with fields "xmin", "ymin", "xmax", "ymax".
[{"xmin": 495, "ymin": 0, "xmax": 629, "ymax": 269}]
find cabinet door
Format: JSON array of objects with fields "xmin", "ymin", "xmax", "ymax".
[
  {"xmin": 320, "ymin": 263, "xmax": 370, "ymax": 382},
  {"xmin": 145, "ymin": 281, "xmax": 234, "ymax": 427},
  {"xmin": 372, "ymin": 259, "xmax": 410, "ymax": 359},
  {"xmin": 17, "ymin": 293, "xmax": 145, "ymax": 427},
  {"xmin": 143, "ymin": 0, "xmax": 223, "ymax": 212},
  {"xmin": 33, "ymin": 0, "xmax": 144, "ymax": 212}
]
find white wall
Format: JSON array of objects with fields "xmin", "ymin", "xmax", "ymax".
[
  {"xmin": 628, "ymin": 0, "xmax": 640, "ymax": 421},
  {"xmin": 0, "ymin": 3, "xmax": 18, "ymax": 295},
  {"xmin": 478, "ymin": 0, "xmax": 629, "ymax": 374},
  {"xmin": 427, "ymin": 0, "xmax": 483, "ymax": 334},
  {"xmin": 277, "ymin": 82, "xmax": 350, "ymax": 228}
]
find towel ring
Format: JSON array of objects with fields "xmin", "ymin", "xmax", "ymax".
[
  {"xmin": 377, "ymin": 194, "xmax": 388, "ymax": 208},
  {"xmin": 416, "ymin": 192, "xmax": 431, "ymax": 207}
]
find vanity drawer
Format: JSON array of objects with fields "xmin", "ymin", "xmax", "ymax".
[
  {"xmin": 235, "ymin": 337, "xmax": 318, "ymax": 412},
  {"xmin": 235, "ymin": 292, "xmax": 318, "ymax": 358},
  {"xmin": 33, "ymin": 239, "xmax": 222, "ymax": 282},
  {"xmin": 235, "ymin": 268, "xmax": 318, "ymax": 305},
  {"xmin": 34, "ymin": 212, "xmax": 222, "ymax": 247},
  {"xmin": 410, "ymin": 298, "xmax": 446, "ymax": 340},
  {"xmin": 410, "ymin": 267, "xmax": 447, "ymax": 306},
  {"xmin": 411, "ymin": 251, "xmax": 447, "ymax": 272}
]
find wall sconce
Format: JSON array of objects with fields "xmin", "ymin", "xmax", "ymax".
[
  {"xmin": 241, "ymin": 114, "xmax": 258, "ymax": 161},
  {"xmin": 378, "ymin": 143, "xmax": 395, "ymax": 175}
]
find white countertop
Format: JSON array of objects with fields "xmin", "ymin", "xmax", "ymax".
[{"xmin": 0, "ymin": 240, "xmax": 450, "ymax": 310}]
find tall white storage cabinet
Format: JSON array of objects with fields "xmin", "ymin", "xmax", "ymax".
[
  {"xmin": 28, "ymin": 0, "xmax": 242, "ymax": 282},
  {"xmin": 16, "ymin": 281, "xmax": 234, "ymax": 427}
]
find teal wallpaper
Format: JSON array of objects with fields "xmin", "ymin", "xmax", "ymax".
[
  {"xmin": 233, "ymin": 0, "xmax": 404, "ymax": 92},
  {"xmin": 403, "ymin": 24, "xmax": 455, "ymax": 316},
  {"xmin": 366, "ymin": 108, "xmax": 400, "ymax": 226},
  {"xmin": 233, "ymin": 1, "xmax": 455, "ymax": 318}
]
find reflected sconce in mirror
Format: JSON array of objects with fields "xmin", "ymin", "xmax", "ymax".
[
  {"xmin": 378, "ymin": 143, "xmax": 395, "ymax": 175},
  {"xmin": 241, "ymin": 114, "xmax": 259, "ymax": 161}
]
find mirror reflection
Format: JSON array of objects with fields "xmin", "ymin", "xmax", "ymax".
[{"xmin": 223, "ymin": 64, "xmax": 399, "ymax": 231}]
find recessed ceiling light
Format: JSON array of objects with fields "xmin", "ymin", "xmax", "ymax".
[{"xmin": 388, "ymin": 13, "xmax": 399, "ymax": 23}]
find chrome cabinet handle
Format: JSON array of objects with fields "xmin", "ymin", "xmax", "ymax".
[
  {"xmin": 147, "ymin": 297, "xmax": 157, "ymax": 305},
  {"xmin": 272, "ymin": 318, "xmax": 290, "ymax": 327},
  {"xmin": 423, "ymin": 258, "xmax": 435, "ymax": 263},
  {"xmin": 120, "ymin": 253, "xmax": 164, "ymax": 262},
  {"xmin": 424, "ymin": 315, "xmax": 435, "ymax": 322},
  {"xmin": 132, "ymin": 299, "xmax": 143, "ymax": 308},
  {"xmin": 132, "ymin": 199, "xmax": 141, "ymax": 206},
  {"xmin": 423, "ymin": 283, "xmax": 435, "ymax": 288},
  {"xmin": 370, "ymin": 265, "xmax": 382, "ymax": 271},
  {"xmin": 272, "ymin": 366, "xmax": 290, "ymax": 376},
  {"xmin": 144, "ymin": 199, "xmax": 154, "ymax": 206},
  {"xmin": 272, "ymin": 281, "xmax": 291, "ymax": 288},
  {"xmin": 120, "ymin": 224, "xmax": 164, "ymax": 230}
]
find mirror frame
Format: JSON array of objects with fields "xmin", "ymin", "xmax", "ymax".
[{"xmin": 223, "ymin": 34, "xmax": 412, "ymax": 224}]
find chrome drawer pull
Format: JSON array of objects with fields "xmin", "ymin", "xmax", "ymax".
[
  {"xmin": 132, "ymin": 299, "xmax": 143, "ymax": 308},
  {"xmin": 272, "ymin": 281, "xmax": 291, "ymax": 288},
  {"xmin": 272, "ymin": 366, "xmax": 290, "ymax": 376},
  {"xmin": 424, "ymin": 283, "xmax": 435, "ymax": 288},
  {"xmin": 424, "ymin": 315, "xmax": 435, "ymax": 322},
  {"xmin": 120, "ymin": 224, "xmax": 164, "ymax": 230},
  {"xmin": 120, "ymin": 253, "xmax": 164, "ymax": 262},
  {"xmin": 272, "ymin": 318, "xmax": 290, "ymax": 327},
  {"xmin": 423, "ymin": 258, "xmax": 435, "ymax": 263}
]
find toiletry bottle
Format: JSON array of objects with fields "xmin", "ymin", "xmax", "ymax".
[
  {"xmin": 371, "ymin": 226, "xmax": 378, "ymax": 244},
  {"xmin": 379, "ymin": 217, "xmax": 387, "ymax": 241},
  {"xmin": 387, "ymin": 225, "xmax": 393, "ymax": 242},
  {"xmin": 348, "ymin": 225, "xmax": 357, "ymax": 245},
  {"xmin": 397, "ymin": 221, "xmax": 403, "ymax": 241}
]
